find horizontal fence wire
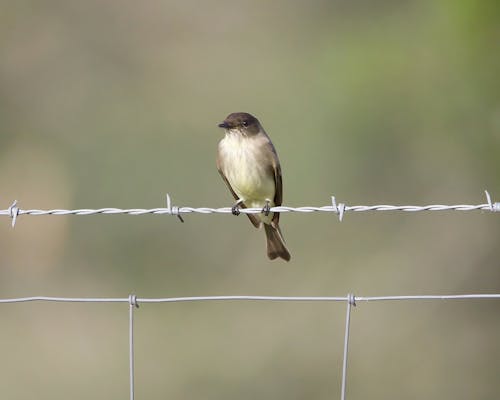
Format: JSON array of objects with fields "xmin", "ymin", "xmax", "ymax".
[
  {"xmin": 1, "ymin": 293, "xmax": 500, "ymax": 400},
  {"xmin": 1, "ymin": 191, "xmax": 499, "ymax": 227},
  {"xmin": 1, "ymin": 293, "xmax": 500, "ymax": 304}
]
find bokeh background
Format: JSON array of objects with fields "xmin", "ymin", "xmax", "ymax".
[{"xmin": 1, "ymin": 1, "xmax": 499, "ymax": 399}]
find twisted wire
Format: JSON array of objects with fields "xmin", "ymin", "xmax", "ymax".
[
  {"xmin": 1, "ymin": 191, "xmax": 498, "ymax": 228},
  {"xmin": 0, "ymin": 202, "xmax": 496, "ymax": 217}
]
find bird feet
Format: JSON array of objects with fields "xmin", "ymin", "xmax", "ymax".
[
  {"xmin": 231, "ymin": 204, "xmax": 241, "ymax": 216},
  {"xmin": 262, "ymin": 200, "xmax": 271, "ymax": 217},
  {"xmin": 231, "ymin": 199, "xmax": 244, "ymax": 216}
]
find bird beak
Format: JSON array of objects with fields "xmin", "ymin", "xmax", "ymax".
[{"xmin": 218, "ymin": 121, "xmax": 229, "ymax": 128}]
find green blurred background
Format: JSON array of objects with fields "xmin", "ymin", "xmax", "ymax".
[{"xmin": 1, "ymin": 0, "xmax": 499, "ymax": 399}]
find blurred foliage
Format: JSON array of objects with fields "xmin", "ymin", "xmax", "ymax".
[{"xmin": 0, "ymin": 0, "xmax": 499, "ymax": 399}]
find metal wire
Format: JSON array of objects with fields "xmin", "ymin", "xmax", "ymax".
[
  {"xmin": 0, "ymin": 189, "xmax": 498, "ymax": 398},
  {"xmin": 1, "ymin": 191, "xmax": 498, "ymax": 227},
  {"xmin": 129, "ymin": 295, "xmax": 138, "ymax": 400},
  {"xmin": 1, "ymin": 293, "xmax": 499, "ymax": 400},
  {"xmin": 1, "ymin": 293, "xmax": 499, "ymax": 304},
  {"xmin": 341, "ymin": 294, "xmax": 356, "ymax": 400},
  {"xmin": 0, "ymin": 203, "xmax": 495, "ymax": 216}
]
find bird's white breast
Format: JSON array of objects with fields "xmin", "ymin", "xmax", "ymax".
[{"xmin": 218, "ymin": 131, "xmax": 275, "ymax": 207}]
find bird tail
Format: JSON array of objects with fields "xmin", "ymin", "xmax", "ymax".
[{"xmin": 264, "ymin": 223, "xmax": 291, "ymax": 261}]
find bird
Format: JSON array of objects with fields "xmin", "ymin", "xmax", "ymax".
[{"xmin": 216, "ymin": 112, "xmax": 291, "ymax": 261}]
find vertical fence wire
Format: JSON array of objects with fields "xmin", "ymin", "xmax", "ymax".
[
  {"xmin": 341, "ymin": 294, "xmax": 355, "ymax": 400},
  {"xmin": 129, "ymin": 295, "xmax": 138, "ymax": 400}
]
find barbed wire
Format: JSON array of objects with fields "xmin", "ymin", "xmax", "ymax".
[
  {"xmin": 1, "ymin": 190, "xmax": 498, "ymax": 227},
  {"xmin": 1, "ymin": 292, "xmax": 499, "ymax": 400}
]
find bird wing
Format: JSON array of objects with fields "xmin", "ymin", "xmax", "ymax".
[{"xmin": 266, "ymin": 140, "xmax": 282, "ymax": 227}]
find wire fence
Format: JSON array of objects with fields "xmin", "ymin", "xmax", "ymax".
[
  {"xmin": 1, "ymin": 190, "xmax": 499, "ymax": 227},
  {"xmin": 1, "ymin": 293, "xmax": 500, "ymax": 400},
  {"xmin": 1, "ymin": 190, "xmax": 499, "ymax": 399}
]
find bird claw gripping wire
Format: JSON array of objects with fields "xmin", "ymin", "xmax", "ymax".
[
  {"xmin": 231, "ymin": 204, "xmax": 241, "ymax": 216},
  {"xmin": 166, "ymin": 194, "xmax": 184, "ymax": 222},
  {"xmin": 261, "ymin": 200, "xmax": 271, "ymax": 217}
]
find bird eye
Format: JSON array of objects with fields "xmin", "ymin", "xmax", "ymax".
[{"xmin": 242, "ymin": 121, "xmax": 248, "ymax": 126}]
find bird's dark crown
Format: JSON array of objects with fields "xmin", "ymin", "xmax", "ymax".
[{"xmin": 218, "ymin": 112, "xmax": 260, "ymax": 130}]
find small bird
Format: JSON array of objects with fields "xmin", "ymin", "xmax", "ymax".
[{"xmin": 216, "ymin": 112, "xmax": 291, "ymax": 261}]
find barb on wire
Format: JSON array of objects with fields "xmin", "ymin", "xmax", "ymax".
[
  {"xmin": 8, "ymin": 200, "xmax": 19, "ymax": 228},
  {"xmin": 0, "ymin": 190, "xmax": 498, "ymax": 227},
  {"xmin": 485, "ymin": 190, "xmax": 500, "ymax": 212},
  {"xmin": 166, "ymin": 193, "xmax": 184, "ymax": 223},
  {"xmin": 331, "ymin": 196, "xmax": 346, "ymax": 221}
]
